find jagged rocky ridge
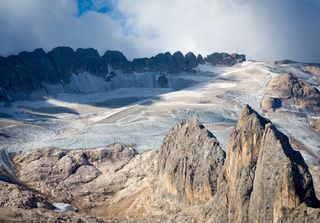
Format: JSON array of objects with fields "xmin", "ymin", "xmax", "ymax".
[
  {"xmin": 0, "ymin": 47, "xmax": 245, "ymax": 101},
  {"xmin": 1, "ymin": 105, "xmax": 318, "ymax": 222}
]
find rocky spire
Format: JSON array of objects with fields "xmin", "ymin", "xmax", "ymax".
[
  {"xmin": 157, "ymin": 119, "xmax": 225, "ymax": 205},
  {"xmin": 208, "ymin": 104, "xmax": 319, "ymax": 222}
]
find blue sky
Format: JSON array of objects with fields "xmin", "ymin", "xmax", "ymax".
[
  {"xmin": 0, "ymin": 0, "xmax": 319, "ymax": 62},
  {"xmin": 76, "ymin": 0, "xmax": 113, "ymax": 16}
]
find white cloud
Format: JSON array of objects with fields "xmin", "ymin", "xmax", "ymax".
[{"xmin": 0, "ymin": 0, "xmax": 319, "ymax": 62}]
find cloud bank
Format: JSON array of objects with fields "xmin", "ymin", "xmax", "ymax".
[{"xmin": 0, "ymin": 0, "xmax": 319, "ymax": 62}]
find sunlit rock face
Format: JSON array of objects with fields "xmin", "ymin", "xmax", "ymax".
[
  {"xmin": 208, "ymin": 105, "xmax": 320, "ymax": 223},
  {"xmin": 157, "ymin": 119, "xmax": 225, "ymax": 205}
]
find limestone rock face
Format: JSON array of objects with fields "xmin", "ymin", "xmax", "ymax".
[
  {"xmin": 185, "ymin": 52, "xmax": 198, "ymax": 68},
  {"xmin": 0, "ymin": 183, "xmax": 54, "ymax": 210},
  {"xmin": 47, "ymin": 46, "xmax": 76, "ymax": 82},
  {"xmin": 172, "ymin": 51, "xmax": 187, "ymax": 70},
  {"xmin": 132, "ymin": 57, "xmax": 149, "ymax": 72},
  {"xmin": 205, "ymin": 52, "xmax": 245, "ymax": 66},
  {"xmin": 101, "ymin": 50, "xmax": 133, "ymax": 73},
  {"xmin": 149, "ymin": 53, "xmax": 171, "ymax": 72},
  {"xmin": 279, "ymin": 203, "xmax": 320, "ymax": 223},
  {"xmin": 73, "ymin": 48, "xmax": 102, "ymax": 74},
  {"xmin": 157, "ymin": 119, "xmax": 225, "ymax": 205},
  {"xmin": 197, "ymin": 54, "xmax": 205, "ymax": 64},
  {"xmin": 262, "ymin": 73, "xmax": 320, "ymax": 112},
  {"xmin": 18, "ymin": 48, "xmax": 59, "ymax": 84},
  {"xmin": 208, "ymin": 105, "xmax": 319, "ymax": 223},
  {"xmin": 0, "ymin": 55, "xmax": 40, "ymax": 100}
]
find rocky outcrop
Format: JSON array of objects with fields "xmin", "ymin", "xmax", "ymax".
[
  {"xmin": 73, "ymin": 48, "xmax": 102, "ymax": 74},
  {"xmin": 304, "ymin": 64, "xmax": 320, "ymax": 84},
  {"xmin": 47, "ymin": 46, "xmax": 77, "ymax": 82},
  {"xmin": 0, "ymin": 183, "xmax": 54, "ymax": 210},
  {"xmin": 197, "ymin": 54, "xmax": 205, "ymax": 64},
  {"xmin": 205, "ymin": 52, "xmax": 245, "ymax": 66},
  {"xmin": 18, "ymin": 48, "xmax": 59, "ymax": 84},
  {"xmin": 208, "ymin": 105, "xmax": 320, "ymax": 223},
  {"xmin": 308, "ymin": 117, "xmax": 320, "ymax": 134},
  {"xmin": 101, "ymin": 50, "xmax": 133, "ymax": 73},
  {"xmin": 185, "ymin": 52, "xmax": 198, "ymax": 69},
  {"xmin": 261, "ymin": 73, "xmax": 320, "ymax": 113},
  {"xmin": 157, "ymin": 119, "xmax": 225, "ymax": 205}
]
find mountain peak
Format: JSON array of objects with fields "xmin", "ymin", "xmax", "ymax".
[{"xmin": 157, "ymin": 119, "xmax": 225, "ymax": 205}]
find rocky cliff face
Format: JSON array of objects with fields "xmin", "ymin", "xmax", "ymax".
[
  {"xmin": 207, "ymin": 105, "xmax": 319, "ymax": 223},
  {"xmin": 2, "ymin": 104, "xmax": 317, "ymax": 222},
  {"xmin": 0, "ymin": 47, "xmax": 245, "ymax": 101},
  {"xmin": 157, "ymin": 119, "xmax": 225, "ymax": 205}
]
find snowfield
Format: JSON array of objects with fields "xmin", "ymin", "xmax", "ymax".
[{"xmin": 0, "ymin": 61, "xmax": 319, "ymax": 164}]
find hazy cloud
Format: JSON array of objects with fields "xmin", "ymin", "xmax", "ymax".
[{"xmin": 0, "ymin": 0, "xmax": 319, "ymax": 62}]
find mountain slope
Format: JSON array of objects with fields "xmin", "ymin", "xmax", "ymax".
[{"xmin": 0, "ymin": 104, "xmax": 319, "ymax": 222}]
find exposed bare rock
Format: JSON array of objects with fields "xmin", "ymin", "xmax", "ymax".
[
  {"xmin": 262, "ymin": 73, "xmax": 320, "ymax": 112},
  {"xmin": 185, "ymin": 52, "xmax": 198, "ymax": 69},
  {"xmin": 304, "ymin": 64, "xmax": 320, "ymax": 83},
  {"xmin": 197, "ymin": 54, "xmax": 205, "ymax": 64},
  {"xmin": 278, "ymin": 203, "xmax": 320, "ymax": 223},
  {"xmin": 308, "ymin": 117, "xmax": 320, "ymax": 134},
  {"xmin": 157, "ymin": 119, "xmax": 225, "ymax": 205},
  {"xmin": 207, "ymin": 105, "xmax": 319, "ymax": 223},
  {"xmin": 0, "ymin": 183, "xmax": 54, "ymax": 210},
  {"xmin": 261, "ymin": 95, "xmax": 282, "ymax": 110},
  {"xmin": 7, "ymin": 143, "xmax": 157, "ymax": 221},
  {"xmin": 101, "ymin": 50, "xmax": 133, "ymax": 73},
  {"xmin": 0, "ymin": 207, "xmax": 110, "ymax": 223},
  {"xmin": 205, "ymin": 52, "xmax": 245, "ymax": 66}
]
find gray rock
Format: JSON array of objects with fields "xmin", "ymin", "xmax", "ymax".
[
  {"xmin": 101, "ymin": 50, "xmax": 133, "ymax": 73},
  {"xmin": 157, "ymin": 119, "xmax": 225, "ymax": 205},
  {"xmin": 197, "ymin": 54, "xmax": 205, "ymax": 64},
  {"xmin": 132, "ymin": 57, "xmax": 149, "ymax": 73},
  {"xmin": 185, "ymin": 52, "xmax": 198, "ymax": 69},
  {"xmin": 208, "ymin": 105, "xmax": 319, "ymax": 223},
  {"xmin": 73, "ymin": 48, "xmax": 102, "ymax": 74},
  {"xmin": 149, "ymin": 53, "xmax": 170, "ymax": 72},
  {"xmin": 18, "ymin": 48, "xmax": 59, "ymax": 84},
  {"xmin": 205, "ymin": 52, "xmax": 245, "ymax": 66},
  {"xmin": 47, "ymin": 46, "xmax": 76, "ymax": 82},
  {"xmin": 172, "ymin": 51, "xmax": 186, "ymax": 70}
]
